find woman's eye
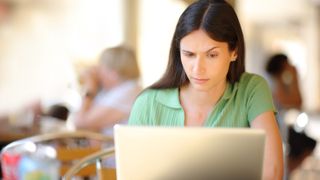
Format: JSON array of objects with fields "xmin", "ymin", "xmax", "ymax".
[
  {"xmin": 208, "ymin": 53, "xmax": 218, "ymax": 58},
  {"xmin": 183, "ymin": 52, "xmax": 194, "ymax": 57}
]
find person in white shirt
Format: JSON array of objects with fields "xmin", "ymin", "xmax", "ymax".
[{"xmin": 74, "ymin": 45, "xmax": 141, "ymax": 136}]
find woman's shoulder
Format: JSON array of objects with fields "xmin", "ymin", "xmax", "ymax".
[
  {"xmin": 236, "ymin": 72, "xmax": 271, "ymax": 96},
  {"xmin": 239, "ymin": 72, "xmax": 268, "ymax": 86},
  {"xmin": 137, "ymin": 88, "xmax": 158, "ymax": 99}
]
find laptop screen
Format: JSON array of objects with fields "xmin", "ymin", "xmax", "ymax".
[{"xmin": 114, "ymin": 125, "xmax": 265, "ymax": 180}]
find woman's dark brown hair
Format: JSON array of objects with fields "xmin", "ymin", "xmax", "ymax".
[{"xmin": 150, "ymin": 0, "xmax": 245, "ymax": 89}]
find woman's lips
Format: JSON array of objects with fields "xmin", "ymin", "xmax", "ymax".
[{"xmin": 191, "ymin": 77, "xmax": 209, "ymax": 84}]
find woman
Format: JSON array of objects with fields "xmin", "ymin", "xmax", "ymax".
[{"xmin": 129, "ymin": 0, "xmax": 283, "ymax": 179}]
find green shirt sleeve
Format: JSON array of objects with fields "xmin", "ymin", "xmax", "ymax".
[
  {"xmin": 128, "ymin": 91, "xmax": 147, "ymax": 125},
  {"xmin": 244, "ymin": 74, "xmax": 276, "ymax": 123}
]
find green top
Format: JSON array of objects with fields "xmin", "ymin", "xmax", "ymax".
[{"xmin": 128, "ymin": 73, "xmax": 276, "ymax": 127}]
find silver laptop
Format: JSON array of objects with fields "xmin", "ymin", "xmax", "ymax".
[{"xmin": 114, "ymin": 125, "xmax": 265, "ymax": 180}]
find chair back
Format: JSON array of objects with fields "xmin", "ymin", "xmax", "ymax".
[{"xmin": 63, "ymin": 147, "xmax": 116, "ymax": 180}]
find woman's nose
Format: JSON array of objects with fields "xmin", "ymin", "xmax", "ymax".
[{"xmin": 193, "ymin": 56, "xmax": 205, "ymax": 74}]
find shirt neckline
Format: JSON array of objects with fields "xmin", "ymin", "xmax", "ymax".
[{"xmin": 156, "ymin": 82, "xmax": 237, "ymax": 109}]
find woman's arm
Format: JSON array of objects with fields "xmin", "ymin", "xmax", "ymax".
[{"xmin": 251, "ymin": 111, "xmax": 284, "ymax": 180}]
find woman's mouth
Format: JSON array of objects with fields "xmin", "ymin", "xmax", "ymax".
[{"xmin": 191, "ymin": 77, "xmax": 209, "ymax": 84}]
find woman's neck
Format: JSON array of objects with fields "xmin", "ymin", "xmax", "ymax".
[
  {"xmin": 180, "ymin": 81, "xmax": 227, "ymax": 107},
  {"xmin": 180, "ymin": 81, "xmax": 228, "ymax": 126}
]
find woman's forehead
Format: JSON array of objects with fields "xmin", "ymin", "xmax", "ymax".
[{"xmin": 180, "ymin": 30, "xmax": 228, "ymax": 52}]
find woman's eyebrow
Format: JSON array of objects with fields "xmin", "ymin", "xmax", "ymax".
[
  {"xmin": 205, "ymin": 46, "xmax": 219, "ymax": 53},
  {"xmin": 181, "ymin": 49, "xmax": 192, "ymax": 53},
  {"xmin": 181, "ymin": 47, "xmax": 219, "ymax": 53}
]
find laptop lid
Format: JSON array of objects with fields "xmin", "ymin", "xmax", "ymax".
[{"xmin": 114, "ymin": 125, "xmax": 265, "ymax": 180}]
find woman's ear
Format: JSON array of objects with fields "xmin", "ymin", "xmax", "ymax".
[{"xmin": 230, "ymin": 49, "xmax": 238, "ymax": 62}]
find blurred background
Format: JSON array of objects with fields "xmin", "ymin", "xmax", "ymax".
[
  {"xmin": 0, "ymin": 0, "xmax": 319, "ymax": 113},
  {"xmin": 0, "ymin": 0, "xmax": 320, "ymax": 178}
]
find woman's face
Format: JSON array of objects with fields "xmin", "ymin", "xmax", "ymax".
[{"xmin": 180, "ymin": 29, "xmax": 237, "ymax": 92}]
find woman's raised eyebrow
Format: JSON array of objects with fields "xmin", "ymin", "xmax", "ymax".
[
  {"xmin": 181, "ymin": 49, "xmax": 193, "ymax": 53},
  {"xmin": 181, "ymin": 47, "xmax": 218, "ymax": 53},
  {"xmin": 205, "ymin": 46, "xmax": 219, "ymax": 53}
]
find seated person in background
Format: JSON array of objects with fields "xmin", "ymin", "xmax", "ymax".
[
  {"xmin": 266, "ymin": 53, "xmax": 302, "ymax": 111},
  {"xmin": 265, "ymin": 53, "xmax": 302, "ymax": 142},
  {"xmin": 129, "ymin": 1, "xmax": 283, "ymax": 179},
  {"xmin": 74, "ymin": 45, "xmax": 141, "ymax": 135}
]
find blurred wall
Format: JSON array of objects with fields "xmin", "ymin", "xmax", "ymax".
[
  {"xmin": 137, "ymin": 0, "xmax": 186, "ymax": 87},
  {"xmin": 0, "ymin": 0, "xmax": 125, "ymax": 112}
]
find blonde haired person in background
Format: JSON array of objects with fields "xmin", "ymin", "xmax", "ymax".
[{"xmin": 74, "ymin": 45, "xmax": 141, "ymax": 136}]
